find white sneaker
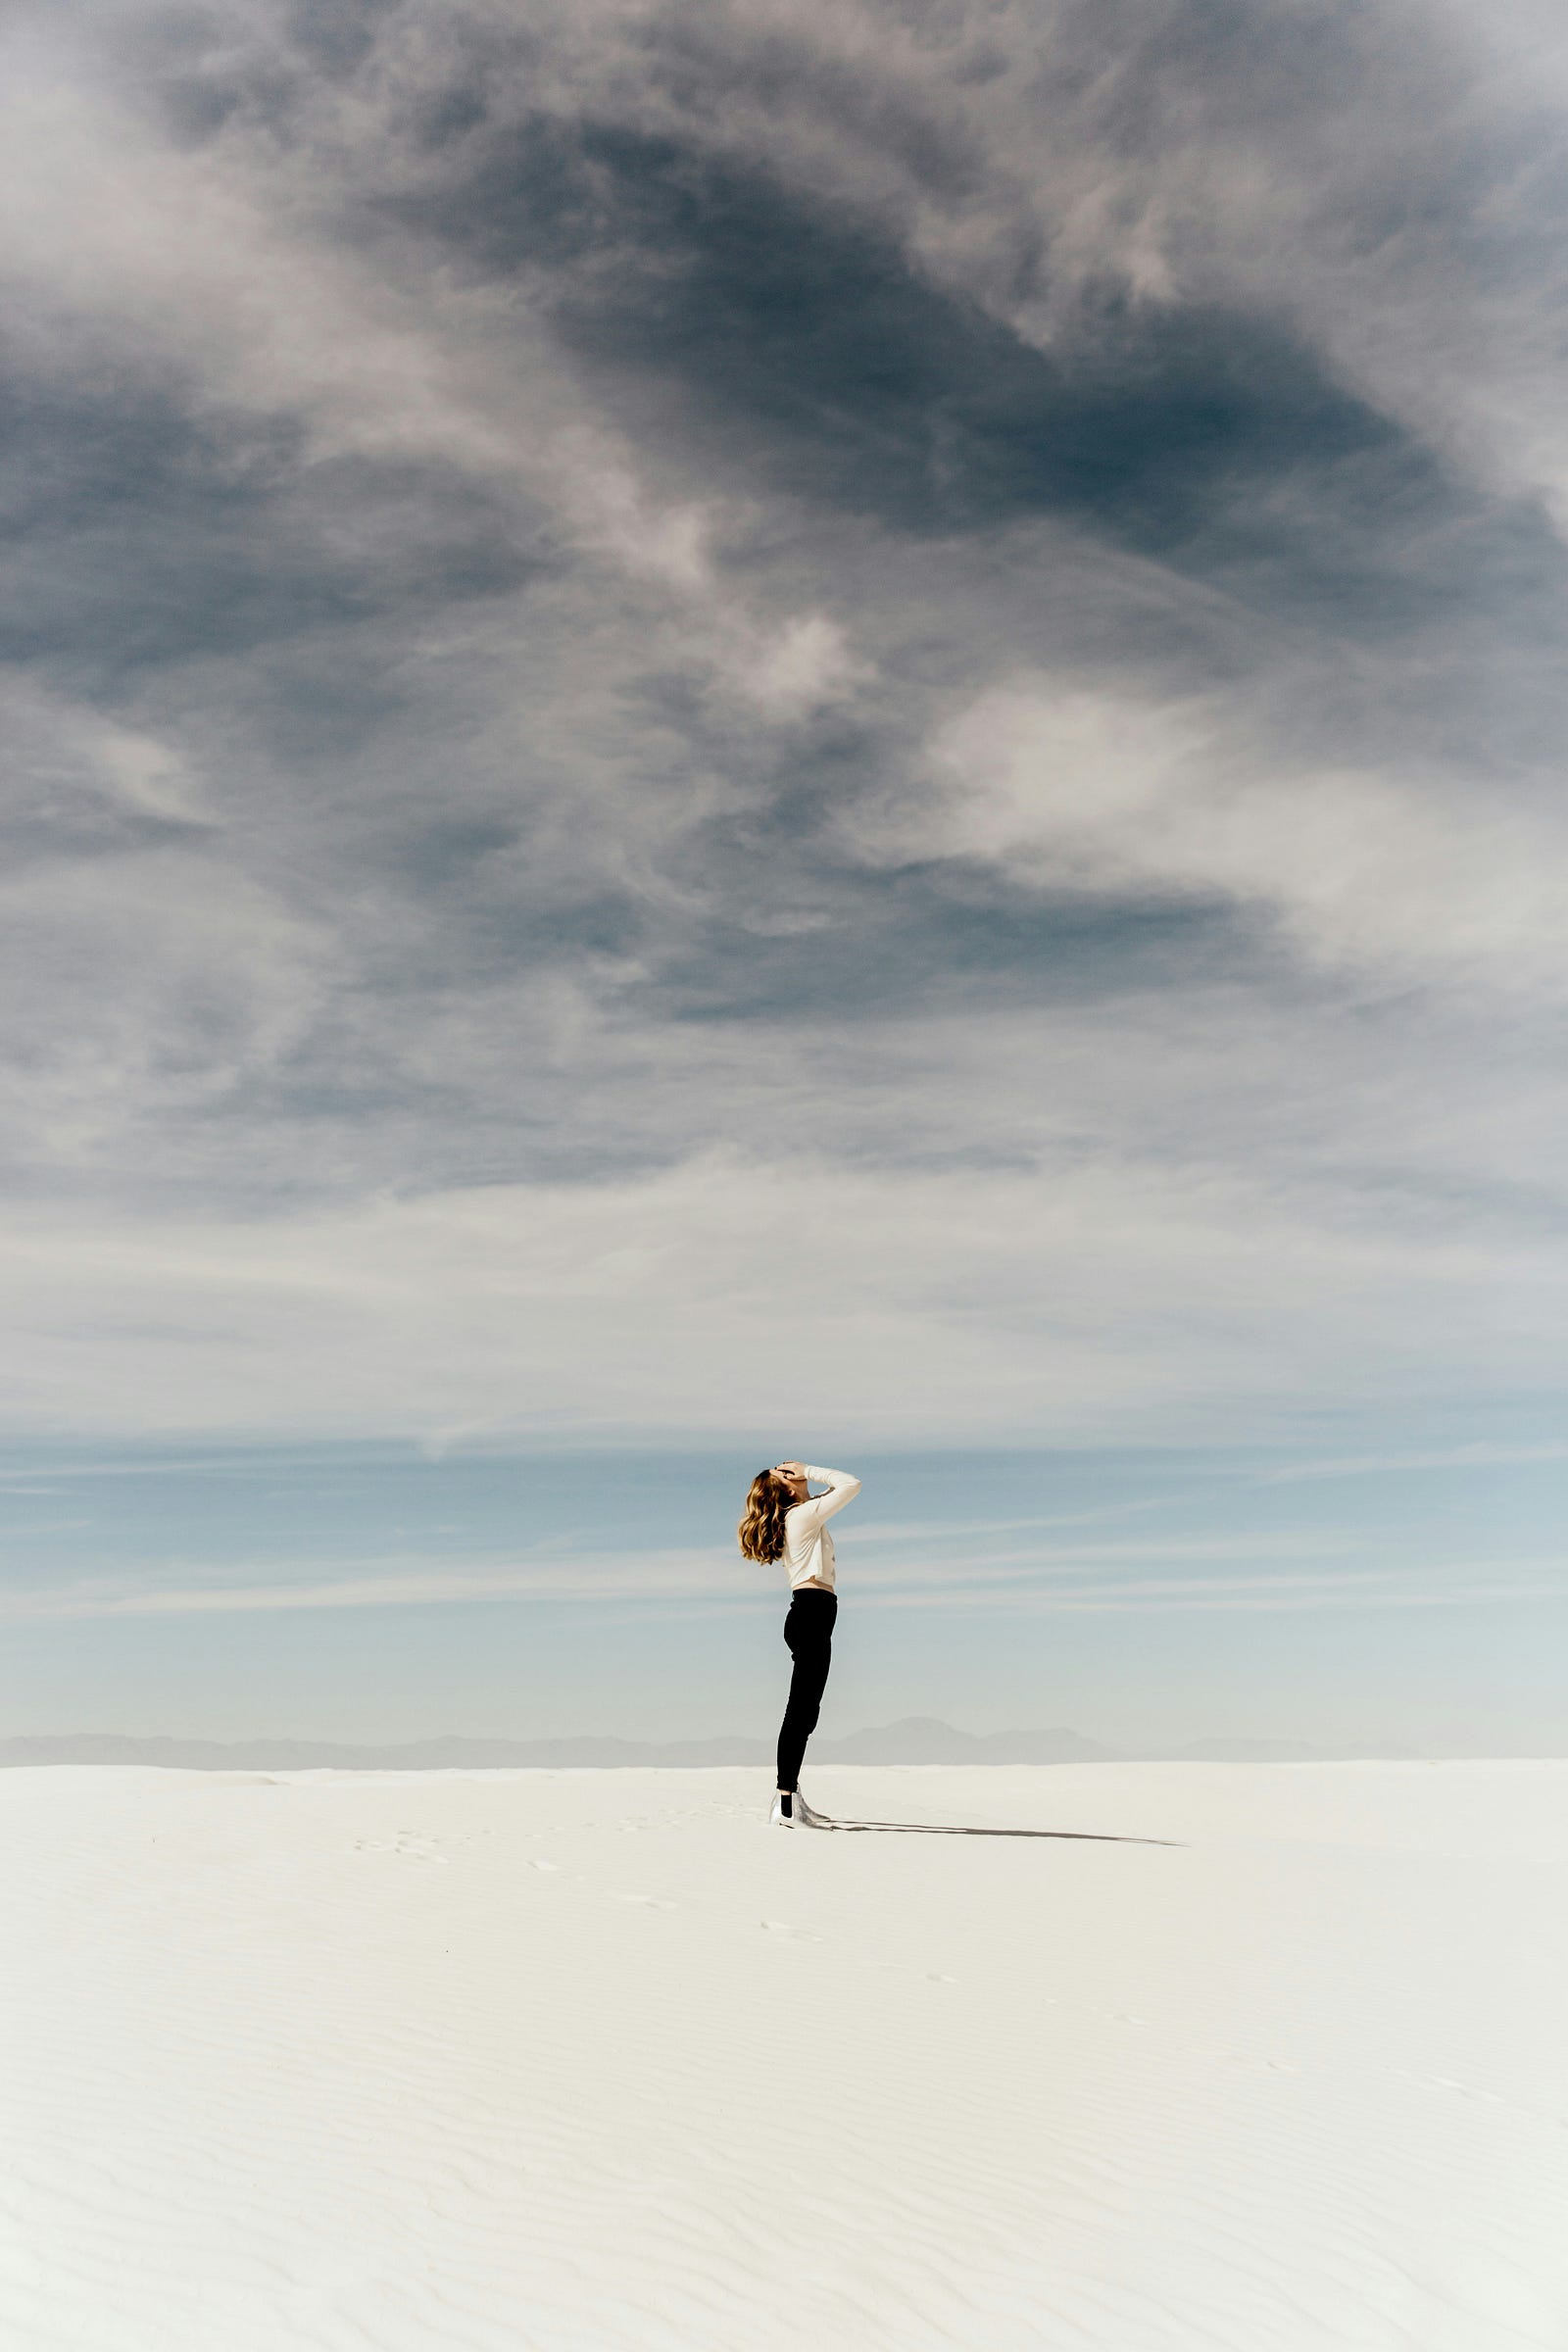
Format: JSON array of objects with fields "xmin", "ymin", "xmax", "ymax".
[{"xmin": 768, "ymin": 1793, "xmax": 803, "ymax": 1829}]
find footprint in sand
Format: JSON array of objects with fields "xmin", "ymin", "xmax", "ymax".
[{"xmin": 354, "ymin": 1834, "xmax": 449, "ymax": 1863}]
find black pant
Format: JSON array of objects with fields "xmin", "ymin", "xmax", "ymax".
[{"xmin": 777, "ymin": 1588, "xmax": 837, "ymax": 1791}]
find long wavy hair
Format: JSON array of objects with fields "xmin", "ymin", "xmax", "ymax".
[{"xmin": 737, "ymin": 1469, "xmax": 795, "ymax": 1565}]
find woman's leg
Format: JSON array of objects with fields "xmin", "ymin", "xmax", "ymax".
[{"xmin": 777, "ymin": 1595, "xmax": 836, "ymax": 1792}]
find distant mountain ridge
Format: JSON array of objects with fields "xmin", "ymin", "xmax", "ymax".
[{"xmin": 0, "ymin": 1718, "xmax": 1415, "ymax": 1769}]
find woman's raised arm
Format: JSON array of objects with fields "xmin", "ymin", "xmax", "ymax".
[{"xmin": 790, "ymin": 1465, "xmax": 861, "ymax": 1535}]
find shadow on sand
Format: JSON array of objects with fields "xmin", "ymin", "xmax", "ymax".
[{"xmin": 817, "ymin": 1817, "xmax": 1182, "ymax": 1844}]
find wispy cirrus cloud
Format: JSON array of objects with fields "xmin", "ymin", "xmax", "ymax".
[{"xmin": 6, "ymin": 1546, "xmax": 1554, "ymax": 1620}]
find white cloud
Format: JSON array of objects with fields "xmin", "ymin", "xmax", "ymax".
[
  {"xmin": 0, "ymin": 1144, "xmax": 1556, "ymax": 1444},
  {"xmin": 0, "ymin": 672, "xmax": 210, "ymax": 826},
  {"xmin": 0, "ymin": 1545, "xmax": 741, "ymax": 1619},
  {"xmin": 725, "ymin": 612, "xmax": 871, "ymax": 720},
  {"xmin": 1258, "ymin": 1442, "xmax": 1568, "ymax": 1484},
  {"xmin": 5, "ymin": 1541, "xmax": 1554, "ymax": 1620},
  {"xmin": 0, "ymin": 849, "xmax": 331, "ymax": 1165},
  {"xmin": 849, "ymin": 676, "xmax": 1568, "ymax": 986}
]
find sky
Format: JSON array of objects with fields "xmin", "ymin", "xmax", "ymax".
[{"xmin": 1, "ymin": 0, "xmax": 1564, "ymax": 1750}]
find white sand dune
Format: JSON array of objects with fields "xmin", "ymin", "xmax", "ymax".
[{"xmin": 3, "ymin": 1762, "xmax": 1566, "ymax": 2350}]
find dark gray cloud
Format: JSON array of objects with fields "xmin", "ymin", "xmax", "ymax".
[
  {"xmin": 0, "ymin": 376, "xmax": 551, "ymax": 688},
  {"xmin": 0, "ymin": 0, "xmax": 1562, "ymax": 1439}
]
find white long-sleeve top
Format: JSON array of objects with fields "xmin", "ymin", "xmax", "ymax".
[{"xmin": 781, "ymin": 1466, "xmax": 861, "ymax": 1593}]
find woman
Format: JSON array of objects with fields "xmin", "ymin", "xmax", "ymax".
[{"xmin": 737, "ymin": 1460, "xmax": 862, "ymax": 1829}]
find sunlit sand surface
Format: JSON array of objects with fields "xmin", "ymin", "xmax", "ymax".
[{"xmin": 4, "ymin": 1762, "xmax": 1566, "ymax": 2349}]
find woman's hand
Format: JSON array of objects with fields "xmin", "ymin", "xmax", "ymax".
[{"xmin": 774, "ymin": 1460, "xmax": 807, "ymax": 1481}]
